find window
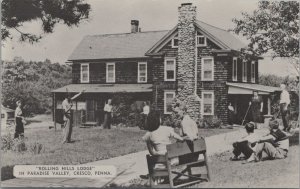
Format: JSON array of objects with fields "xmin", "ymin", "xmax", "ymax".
[
  {"xmin": 232, "ymin": 57, "xmax": 237, "ymax": 81},
  {"xmin": 164, "ymin": 91, "xmax": 175, "ymax": 114},
  {"xmin": 251, "ymin": 61, "xmax": 255, "ymax": 83},
  {"xmin": 201, "ymin": 57, "xmax": 214, "ymax": 81},
  {"xmin": 171, "ymin": 37, "xmax": 178, "ymax": 48},
  {"xmin": 106, "ymin": 63, "xmax": 115, "ymax": 83},
  {"xmin": 197, "ymin": 35, "xmax": 207, "ymax": 47},
  {"xmin": 242, "ymin": 61, "xmax": 247, "ymax": 82},
  {"xmin": 80, "ymin": 63, "xmax": 89, "ymax": 83},
  {"xmin": 164, "ymin": 58, "xmax": 176, "ymax": 81},
  {"xmin": 138, "ymin": 62, "xmax": 147, "ymax": 83},
  {"xmin": 202, "ymin": 91, "xmax": 214, "ymax": 115}
]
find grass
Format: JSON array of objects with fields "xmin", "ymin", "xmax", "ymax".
[
  {"xmin": 109, "ymin": 133, "xmax": 300, "ymax": 188},
  {"xmin": 1, "ymin": 114, "xmax": 235, "ymax": 181}
]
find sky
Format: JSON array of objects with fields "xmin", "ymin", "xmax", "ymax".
[{"xmin": 1, "ymin": 0, "xmax": 297, "ymax": 77}]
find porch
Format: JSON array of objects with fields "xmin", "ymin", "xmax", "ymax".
[
  {"xmin": 226, "ymin": 82, "xmax": 281, "ymax": 124},
  {"xmin": 52, "ymin": 84, "xmax": 153, "ymax": 129}
]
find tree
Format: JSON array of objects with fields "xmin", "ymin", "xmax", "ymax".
[
  {"xmin": 232, "ymin": 1, "xmax": 299, "ymax": 74},
  {"xmin": 1, "ymin": 0, "xmax": 91, "ymax": 43},
  {"xmin": 2, "ymin": 58, "xmax": 72, "ymax": 115}
]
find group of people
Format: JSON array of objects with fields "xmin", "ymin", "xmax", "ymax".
[
  {"xmin": 228, "ymin": 83, "xmax": 292, "ymax": 132},
  {"xmin": 231, "ymin": 119, "xmax": 289, "ymax": 163}
]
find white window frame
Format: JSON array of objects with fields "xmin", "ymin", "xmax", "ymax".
[
  {"xmin": 242, "ymin": 61, "xmax": 247, "ymax": 82},
  {"xmin": 80, "ymin": 63, "xmax": 89, "ymax": 83},
  {"xmin": 201, "ymin": 57, "xmax": 214, "ymax": 81},
  {"xmin": 106, "ymin": 62, "xmax": 115, "ymax": 83},
  {"xmin": 251, "ymin": 61, "xmax": 255, "ymax": 83},
  {"xmin": 138, "ymin": 62, "xmax": 147, "ymax": 83},
  {"xmin": 197, "ymin": 35, "xmax": 207, "ymax": 47},
  {"xmin": 202, "ymin": 91, "xmax": 214, "ymax": 116},
  {"xmin": 164, "ymin": 91, "xmax": 176, "ymax": 114},
  {"xmin": 164, "ymin": 58, "xmax": 176, "ymax": 81},
  {"xmin": 171, "ymin": 37, "xmax": 178, "ymax": 48},
  {"xmin": 232, "ymin": 57, "xmax": 238, "ymax": 81}
]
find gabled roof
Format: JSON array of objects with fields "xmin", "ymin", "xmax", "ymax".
[
  {"xmin": 68, "ymin": 20, "xmax": 247, "ymax": 61},
  {"xmin": 68, "ymin": 31, "xmax": 169, "ymax": 61},
  {"xmin": 195, "ymin": 20, "xmax": 246, "ymax": 51},
  {"xmin": 147, "ymin": 20, "xmax": 247, "ymax": 55}
]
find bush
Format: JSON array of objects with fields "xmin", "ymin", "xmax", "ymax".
[
  {"xmin": 199, "ymin": 116, "xmax": 223, "ymax": 128},
  {"xmin": 1, "ymin": 133, "xmax": 27, "ymax": 152},
  {"xmin": 111, "ymin": 94, "xmax": 144, "ymax": 127}
]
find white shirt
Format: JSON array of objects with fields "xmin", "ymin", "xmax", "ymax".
[
  {"xmin": 181, "ymin": 115, "xmax": 198, "ymax": 140},
  {"xmin": 239, "ymin": 133, "xmax": 259, "ymax": 150},
  {"xmin": 104, "ymin": 104, "xmax": 112, "ymax": 112},
  {"xmin": 15, "ymin": 107, "xmax": 22, "ymax": 117},
  {"xmin": 143, "ymin": 105, "xmax": 150, "ymax": 115},
  {"xmin": 280, "ymin": 90, "xmax": 290, "ymax": 105},
  {"xmin": 228, "ymin": 105, "xmax": 234, "ymax": 112},
  {"xmin": 62, "ymin": 99, "xmax": 72, "ymax": 120},
  {"xmin": 142, "ymin": 126, "xmax": 180, "ymax": 155}
]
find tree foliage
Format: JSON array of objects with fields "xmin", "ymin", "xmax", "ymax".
[
  {"xmin": 232, "ymin": 1, "xmax": 299, "ymax": 74},
  {"xmin": 259, "ymin": 74, "xmax": 298, "ymax": 90},
  {"xmin": 2, "ymin": 58, "xmax": 72, "ymax": 115},
  {"xmin": 1, "ymin": 0, "xmax": 91, "ymax": 43}
]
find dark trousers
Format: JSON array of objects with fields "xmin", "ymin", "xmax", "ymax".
[
  {"xmin": 15, "ymin": 117, "xmax": 24, "ymax": 138},
  {"xmin": 232, "ymin": 141, "xmax": 253, "ymax": 159},
  {"xmin": 280, "ymin": 103, "xmax": 290, "ymax": 131},
  {"xmin": 103, "ymin": 112, "xmax": 111, "ymax": 129}
]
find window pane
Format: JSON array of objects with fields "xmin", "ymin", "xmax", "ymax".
[
  {"xmin": 204, "ymin": 71, "xmax": 212, "ymax": 79},
  {"xmin": 166, "ymin": 61, "xmax": 174, "ymax": 70},
  {"xmin": 197, "ymin": 36, "xmax": 205, "ymax": 45},
  {"xmin": 82, "ymin": 65, "xmax": 88, "ymax": 71},
  {"xmin": 167, "ymin": 71, "xmax": 174, "ymax": 79},
  {"xmin": 108, "ymin": 65, "xmax": 114, "ymax": 71},
  {"xmin": 173, "ymin": 38, "xmax": 178, "ymax": 46},
  {"xmin": 139, "ymin": 77, "xmax": 146, "ymax": 82},
  {"xmin": 204, "ymin": 104, "xmax": 212, "ymax": 113}
]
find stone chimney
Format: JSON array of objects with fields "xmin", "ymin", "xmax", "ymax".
[
  {"xmin": 131, "ymin": 20, "xmax": 139, "ymax": 33},
  {"xmin": 177, "ymin": 3, "xmax": 201, "ymax": 121}
]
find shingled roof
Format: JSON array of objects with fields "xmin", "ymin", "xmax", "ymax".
[
  {"xmin": 195, "ymin": 20, "xmax": 246, "ymax": 51},
  {"xmin": 68, "ymin": 20, "xmax": 246, "ymax": 61},
  {"xmin": 68, "ymin": 30, "xmax": 169, "ymax": 61}
]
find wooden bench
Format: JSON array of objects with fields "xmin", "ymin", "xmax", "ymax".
[
  {"xmin": 80, "ymin": 121, "xmax": 98, "ymax": 128},
  {"xmin": 146, "ymin": 138, "xmax": 210, "ymax": 188}
]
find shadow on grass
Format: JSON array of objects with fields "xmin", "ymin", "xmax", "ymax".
[{"xmin": 1, "ymin": 165, "xmax": 15, "ymax": 181}]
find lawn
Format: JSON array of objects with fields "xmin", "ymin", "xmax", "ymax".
[
  {"xmin": 112, "ymin": 133, "xmax": 300, "ymax": 188},
  {"xmin": 1, "ymin": 114, "xmax": 236, "ymax": 181}
]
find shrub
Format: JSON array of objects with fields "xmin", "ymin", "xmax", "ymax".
[
  {"xmin": 1, "ymin": 133, "xmax": 27, "ymax": 152},
  {"xmin": 199, "ymin": 116, "xmax": 223, "ymax": 128}
]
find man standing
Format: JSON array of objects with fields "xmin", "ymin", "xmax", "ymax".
[
  {"xmin": 279, "ymin": 84, "xmax": 291, "ymax": 131},
  {"xmin": 62, "ymin": 90, "xmax": 84, "ymax": 143}
]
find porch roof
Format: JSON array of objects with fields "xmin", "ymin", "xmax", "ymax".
[
  {"xmin": 227, "ymin": 82, "xmax": 281, "ymax": 95},
  {"xmin": 52, "ymin": 84, "xmax": 153, "ymax": 93}
]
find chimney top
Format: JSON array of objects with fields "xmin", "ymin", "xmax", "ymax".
[
  {"xmin": 181, "ymin": 3, "xmax": 192, "ymax": 6},
  {"xmin": 131, "ymin": 20, "xmax": 139, "ymax": 33}
]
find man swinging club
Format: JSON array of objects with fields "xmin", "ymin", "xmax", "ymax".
[{"xmin": 62, "ymin": 89, "xmax": 85, "ymax": 144}]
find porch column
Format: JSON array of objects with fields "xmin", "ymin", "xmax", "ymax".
[
  {"xmin": 268, "ymin": 97, "xmax": 271, "ymax": 115},
  {"xmin": 53, "ymin": 93, "xmax": 57, "ymax": 131}
]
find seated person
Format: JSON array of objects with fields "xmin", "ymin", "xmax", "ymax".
[
  {"xmin": 251, "ymin": 119, "xmax": 289, "ymax": 162},
  {"xmin": 180, "ymin": 114, "xmax": 199, "ymax": 141},
  {"xmin": 142, "ymin": 111, "xmax": 185, "ymax": 166},
  {"xmin": 231, "ymin": 122, "xmax": 259, "ymax": 161}
]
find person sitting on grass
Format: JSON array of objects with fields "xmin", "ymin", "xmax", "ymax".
[
  {"xmin": 230, "ymin": 122, "xmax": 259, "ymax": 162},
  {"xmin": 250, "ymin": 119, "xmax": 289, "ymax": 162}
]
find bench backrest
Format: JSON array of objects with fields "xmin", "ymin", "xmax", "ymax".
[{"xmin": 166, "ymin": 138, "xmax": 206, "ymax": 159}]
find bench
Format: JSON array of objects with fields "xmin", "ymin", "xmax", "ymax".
[
  {"xmin": 146, "ymin": 138, "xmax": 210, "ymax": 188},
  {"xmin": 80, "ymin": 121, "xmax": 98, "ymax": 128}
]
